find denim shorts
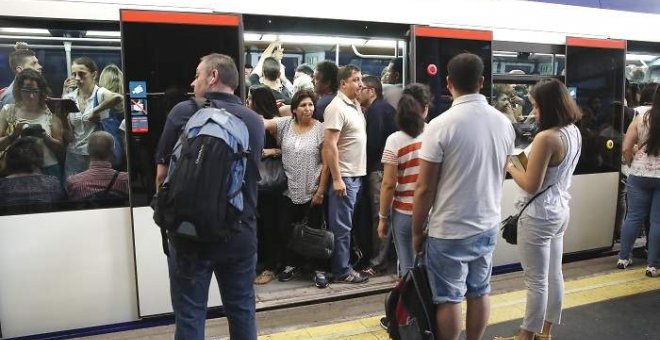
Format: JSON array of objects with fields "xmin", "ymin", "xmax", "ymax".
[{"xmin": 425, "ymin": 227, "xmax": 497, "ymax": 304}]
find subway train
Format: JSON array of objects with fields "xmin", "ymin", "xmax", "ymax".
[{"xmin": 1, "ymin": 0, "xmax": 659, "ymax": 338}]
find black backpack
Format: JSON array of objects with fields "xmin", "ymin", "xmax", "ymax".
[{"xmin": 152, "ymin": 100, "xmax": 250, "ymax": 255}]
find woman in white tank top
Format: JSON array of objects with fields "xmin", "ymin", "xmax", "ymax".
[{"xmin": 495, "ymin": 79, "xmax": 582, "ymax": 340}]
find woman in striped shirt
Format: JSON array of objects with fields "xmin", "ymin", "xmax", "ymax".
[{"xmin": 378, "ymin": 83, "xmax": 430, "ymax": 276}]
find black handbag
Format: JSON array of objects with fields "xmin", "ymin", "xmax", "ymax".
[
  {"xmin": 288, "ymin": 219, "xmax": 334, "ymax": 260},
  {"xmin": 501, "ymin": 185, "xmax": 553, "ymax": 245},
  {"xmin": 258, "ymin": 156, "xmax": 287, "ymax": 192}
]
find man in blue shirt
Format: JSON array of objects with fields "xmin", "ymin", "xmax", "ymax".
[
  {"xmin": 313, "ymin": 60, "xmax": 339, "ymax": 122},
  {"xmin": 155, "ymin": 53, "xmax": 264, "ymax": 340}
]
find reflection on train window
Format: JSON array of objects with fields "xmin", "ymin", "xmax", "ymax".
[
  {"xmin": 492, "ymin": 83, "xmax": 536, "ymax": 150},
  {"xmin": 0, "ymin": 23, "xmax": 127, "ymax": 216},
  {"xmin": 493, "ymin": 51, "xmax": 565, "ymax": 76},
  {"xmin": 625, "ymin": 53, "xmax": 660, "ymax": 83}
]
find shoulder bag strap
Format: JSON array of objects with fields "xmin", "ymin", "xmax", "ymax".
[
  {"xmin": 519, "ymin": 184, "xmax": 553, "ymax": 216},
  {"xmin": 103, "ymin": 171, "xmax": 120, "ymax": 193}
]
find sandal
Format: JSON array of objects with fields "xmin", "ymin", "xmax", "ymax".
[
  {"xmin": 534, "ymin": 334, "xmax": 551, "ymax": 340},
  {"xmin": 254, "ymin": 270, "xmax": 275, "ymax": 285},
  {"xmin": 361, "ymin": 267, "xmax": 377, "ymax": 277}
]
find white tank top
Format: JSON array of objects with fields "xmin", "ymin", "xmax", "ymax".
[{"xmin": 517, "ymin": 124, "xmax": 582, "ymax": 221}]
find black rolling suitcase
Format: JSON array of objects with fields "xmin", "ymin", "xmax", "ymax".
[{"xmin": 385, "ymin": 256, "xmax": 436, "ymax": 340}]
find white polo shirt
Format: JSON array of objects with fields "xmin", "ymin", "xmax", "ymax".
[
  {"xmin": 324, "ymin": 90, "xmax": 367, "ymax": 177},
  {"xmin": 420, "ymin": 94, "xmax": 515, "ymax": 239}
]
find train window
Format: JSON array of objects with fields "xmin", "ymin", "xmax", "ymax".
[
  {"xmin": 492, "ymin": 82, "xmax": 536, "ymax": 150},
  {"xmin": 625, "ymin": 53, "xmax": 660, "ymax": 83},
  {"xmin": 566, "ymin": 45, "xmax": 625, "ymax": 175},
  {"xmin": 0, "ymin": 22, "xmax": 127, "ymax": 216},
  {"xmin": 493, "ymin": 51, "xmax": 565, "ymax": 76}
]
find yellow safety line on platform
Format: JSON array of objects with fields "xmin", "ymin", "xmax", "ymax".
[{"xmin": 259, "ymin": 270, "xmax": 660, "ymax": 339}]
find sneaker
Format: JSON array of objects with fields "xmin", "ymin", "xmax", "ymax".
[
  {"xmin": 334, "ymin": 270, "xmax": 369, "ymax": 284},
  {"xmin": 379, "ymin": 316, "xmax": 389, "ymax": 330},
  {"xmin": 314, "ymin": 271, "xmax": 329, "ymax": 288},
  {"xmin": 646, "ymin": 266, "xmax": 659, "ymax": 277},
  {"xmin": 617, "ymin": 258, "xmax": 632, "ymax": 269},
  {"xmin": 278, "ymin": 266, "xmax": 297, "ymax": 282}
]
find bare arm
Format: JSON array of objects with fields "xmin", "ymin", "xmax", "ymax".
[
  {"xmin": 88, "ymin": 91, "xmax": 122, "ymax": 121},
  {"xmin": 507, "ymin": 132, "xmax": 554, "ymax": 194},
  {"xmin": 412, "ymin": 159, "xmax": 442, "ymax": 254},
  {"xmin": 251, "ymin": 42, "xmax": 278, "ymax": 77},
  {"xmin": 312, "ymin": 158, "xmax": 330, "ymax": 206},
  {"xmin": 322, "ymin": 129, "xmax": 346, "ymax": 196},
  {"xmin": 377, "ymin": 163, "xmax": 398, "ymax": 239},
  {"xmin": 263, "ymin": 117, "xmax": 278, "ymax": 138},
  {"xmin": 42, "ymin": 114, "xmax": 64, "ymax": 152},
  {"xmin": 156, "ymin": 164, "xmax": 168, "ymax": 190},
  {"xmin": 623, "ymin": 117, "xmax": 639, "ymax": 166}
]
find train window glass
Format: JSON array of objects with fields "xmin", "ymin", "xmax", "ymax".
[
  {"xmin": 244, "ymin": 33, "xmax": 404, "ymax": 89},
  {"xmin": 566, "ymin": 46, "xmax": 625, "ymax": 175},
  {"xmin": 0, "ymin": 23, "xmax": 126, "ymax": 216},
  {"xmin": 492, "ymin": 51, "xmax": 565, "ymax": 76},
  {"xmin": 414, "ymin": 37, "xmax": 492, "ymax": 120},
  {"xmin": 492, "ymin": 82, "xmax": 536, "ymax": 150},
  {"xmin": 122, "ymin": 22, "xmax": 241, "ymax": 207},
  {"xmin": 625, "ymin": 53, "xmax": 660, "ymax": 83}
]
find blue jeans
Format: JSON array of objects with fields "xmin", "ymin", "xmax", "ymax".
[
  {"xmin": 327, "ymin": 176, "xmax": 362, "ymax": 278},
  {"xmin": 391, "ymin": 210, "xmax": 414, "ymax": 277},
  {"xmin": 167, "ymin": 242, "xmax": 257, "ymax": 340},
  {"xmin": 425, "ymin": 228, "xmax": 497, "ymax": 304},
  {"xmin": 620, "ymin": 175, "xmax": 660, "ymax": 266}
]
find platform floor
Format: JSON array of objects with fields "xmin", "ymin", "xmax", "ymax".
[{"xmin": 78, "ymin": 255, "xmax": 660, "ymax": 340}]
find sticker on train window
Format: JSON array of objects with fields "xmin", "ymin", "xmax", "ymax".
[
  {"xmin": 131, "ymin": 116, "xmax": 148, "ymax": 133},
  {"xmin": 129, "ymin": 81, "xmax": 147, "ymax": 98},
  {"xmin": 130, "ymin": 98, "xmax": 148, "ymax": 116}
]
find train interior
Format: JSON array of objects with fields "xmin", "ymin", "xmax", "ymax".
[{"xmin": 0, "ymin": 8, "xmax": 657, "ymax": 338}]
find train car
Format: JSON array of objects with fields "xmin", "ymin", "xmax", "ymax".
[{"xmin": 1, "ymin": 0, "xmax": 659, "ymax": 338}]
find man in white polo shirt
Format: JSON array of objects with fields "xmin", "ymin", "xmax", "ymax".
[
  {"xmin": 323, "ymin": 64, "xmax": 369, "ymax": 284},
  {"xmin": 412, "ymin": 53, "xmax": 515, "ymax": 340}
]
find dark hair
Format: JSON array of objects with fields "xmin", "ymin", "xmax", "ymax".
[
  {"xmin": 397, "ymin": 83, "xmax": 430, "ymax": 138},
  {"xmin": 296, "ymin": 64, "xmax": 314, "ymax": 77},
  {"xmin": 88, "ymin": 131, "xmax": 115, "ymax": 161},
  {"xmin": 13, "ymin": 69, "xmax": 49, "ymax": 108},
  {"xmin": 201, "ymin": 53, "xmax": 239, "ymax": 90},
  {"xmin": 5, "ymin": 137, "xmax": 43, "ymax": 174},
  {"xmin": 338, "ymin": 64, "xmax": 361, "ymax": 83},
  {"xmin": 362, "ymin": 75, "xmax": 383, "ymax": 99},
  {"xmin": 262, "ymin": 57, "xmax": 280, "ymax": 81},
  {"xmin": 72, "ymin": 56, "xmax": 98, "ymax": 74},
  {"xmin": 8, "ymin": 42, "xmax": 36, "ymax": 74},
  {"xmin": 626, "ymin": 81, "xmax": 640, "ymax": 108},
  {"xmin": 639, "ymin": 82, "xmax": 659, "ymax": 105},
  {"xmin": 390, "ymin": 58, "xmax": 403, "ymax": 74},
  {"xmin": 249, "ymin": 85, "xmax": 278, "ymax": 119},
  {"xmin": 290, "ymin": 89, "xmax": 317, "ymax": 123},
  {"xmin": 643, "ymin": 86, "xmax": 660, "ymax": 156},
  {"xmin": 447, "ymin": 53, "xmax": 484, "ymax": 94},
  {"xmin": 530, "ymin": 78, "xmax": 582, "ymax": 132},
  {"xmin": 315, "ymin": 61, "xmax": 339, "ymax": 93},
  {"xmin": 245, "ymin": 63, "xmax": 253, "ymax": 69}
]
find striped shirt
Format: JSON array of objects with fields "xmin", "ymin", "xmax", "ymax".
[
  {"xmin": 65, "ymin": 161, "xmax": 129, "ymax": 201},
  {"xmin": 381, "ymin": 130, "xmax": 424, "ymax": 214}
]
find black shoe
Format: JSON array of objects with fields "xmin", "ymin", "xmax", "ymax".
[
  {"xmin": 314, "ymin": 271, "xmax": 329, "ymax": 288},
  {"xmin": 379, "ymin": 316, "xmax": 389, "ymax": 330},
  {"xmin": 334, "ymin": 270, "xmax": 369, "ymax": 284},
  {"xmin": 278, "ymin": 266, "xmax": 297, "ymax": 282}
]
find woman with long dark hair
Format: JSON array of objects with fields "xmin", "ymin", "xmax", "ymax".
[
  {"xmin": 618, "ymin": 85, "xmax": 660, "ymax": 278},
  {"xmin": 495, "ymin": 79, "xmax": 582, "ymax": 340}
]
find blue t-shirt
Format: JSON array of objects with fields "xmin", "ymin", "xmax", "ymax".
[
  {"xmin": 155, "ymin": 92, "xmax": 264, "ymax": 259},
  {"xmin": 313, "ymin": 93, "xmax": 336, "ymax": 122}
]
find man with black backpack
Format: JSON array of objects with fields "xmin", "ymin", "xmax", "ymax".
[{"xmin": 154, "ymin": 54, "xmax": 264, "ymax": 340}]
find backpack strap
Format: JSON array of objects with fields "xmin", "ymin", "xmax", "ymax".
[{"xmin": 104, "ymin": 171, "xmax": 120, "ymax": 194}]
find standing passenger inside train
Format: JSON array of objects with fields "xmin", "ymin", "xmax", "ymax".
[
  {"xmin": 248, "ymin": 85, "xmax": 284, "ymax": 285},
  {"xmin": 619, "ymin": 84, "xmax": 660, "ymax": 278},
  {"xmin": 62, "ymin": 57, "xmax": 122, "ymax": 178},
  {"xmin": 312, "ymin": 60, "xmax": 339, "ymax": 122},
  {"xmin": 263, "ymin": 89, "xmax": 330, "ymax": 288},
  {"xmin": 98, "ymin": 64, "xmax": 126, "ymax": 169},
  {"xmin": 323, "ymin": 64, "xmax": 369, "ymax": 284},
  {"xmin": 358, "ymin": 75, "xmax": 397, "ymax": 277},
  {"xmin": 496, "ymin": 79, "xmax": 582, "ymax": 340},
  {"xmin": 0, "ymin": 42, "xmax": 43, "ymax": 108},
  {"xmin": 412, "ymin": 53, "xmax": 514, "ymax": 340},
  {"xmin": 157, "ymin": 54, "xmax": 263, "ymax": 340},
  {"xmin": 381, "ymin": 58, "xmax": 404, "ymax": 109},
  {"xmin": 0, "ymin": 69, "xmax": 64, "ymax": 180}
]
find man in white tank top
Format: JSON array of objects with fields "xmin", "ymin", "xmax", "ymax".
[{"xmin": 412, "ymin": 53, "xmax": 515, "ymax": 340}]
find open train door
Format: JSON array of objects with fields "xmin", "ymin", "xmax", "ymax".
[
  {"xmin": 565, "ymin": 37, "xmax": 625, "ymax": 252},
  {"xmin": 120, "ymin": 9, "xmax": 243, "ymax": 317},
  {"xmin": 410, "ymin": 26, "xmax": 493, "ymax": 121}
]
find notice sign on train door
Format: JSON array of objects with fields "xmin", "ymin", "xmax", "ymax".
[{"xmin": 128, "ymin": 81, "xmax": 148, "ymax": 133}]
